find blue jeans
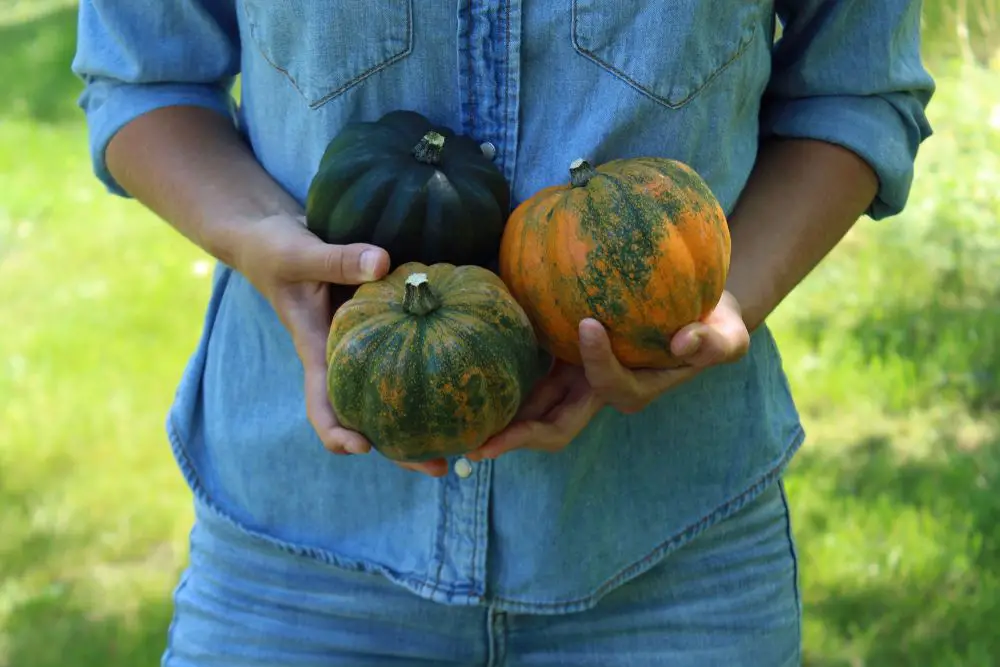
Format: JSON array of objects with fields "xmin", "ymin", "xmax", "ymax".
[{"xmin": 162, "ymin": 480, "xmax": 801, "ymax": 666}]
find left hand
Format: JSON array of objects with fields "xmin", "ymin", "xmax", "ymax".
[{"xmin": 581, "ymin": 290, "xmax": 751, "ymax": 414}]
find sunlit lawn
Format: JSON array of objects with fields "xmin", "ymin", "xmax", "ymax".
[{"xmin": 1, "ymin": 3, "xmax": 998, "ymax": 666}]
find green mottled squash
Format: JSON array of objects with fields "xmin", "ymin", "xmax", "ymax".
[
  {"xmin": 305, "ymin": 110, "xmax": 510, "ymax": 270},
  {"xmin": 325, "ymin": 262, "xmax": 545, "ymax": 462}
]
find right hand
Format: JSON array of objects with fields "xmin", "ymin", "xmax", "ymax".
[
  {"xmin": 464, "ymin": 360, "xmax": 605, "ymax": 463},
  {"xmin": 232, "ymin": 212, "xmax": 389, "ymax": 457}
]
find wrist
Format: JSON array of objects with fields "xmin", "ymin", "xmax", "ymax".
[
  {"xmin": 106, "ymin": 105, "xmax": 304, "ymax": 269},
  {"xmin": 723, "ymin": 277, "xmax": 774, "ymax": 334},
  {"xmin": 225, "ymin": 211, "xmax": 305, "ymax": 279}
]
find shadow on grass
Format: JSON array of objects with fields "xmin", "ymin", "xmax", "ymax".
[
  {"xmin": 789, "ymin": 432, "xmax": 1000, "ymax": 666},
  {"xmin": 0, "ymin": 476, "xmax": 179, "ymax": 666},
  {"xmin": 0, "ymin": 5, "xmax": 83, "ymax": 123}
]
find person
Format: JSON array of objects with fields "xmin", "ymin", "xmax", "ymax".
[{"xmin": 72, "ymin": 1, "xmax": 934, "ymax": 665}]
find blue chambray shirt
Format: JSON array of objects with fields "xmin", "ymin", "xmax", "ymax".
[{"xmin": 72, "ymin": 1, "xmax": 933, "ymax": 614}]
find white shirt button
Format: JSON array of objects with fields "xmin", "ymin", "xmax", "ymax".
[
  {"xmin": 480, "ymin": 141, "xmax": 497, "ymax": 160},
  {"xmin": 454, "ymin": 457, "xmax": 473, "ymax": 478}
]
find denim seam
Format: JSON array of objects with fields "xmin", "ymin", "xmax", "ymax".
[
  {"xmin": 502, "ymin": 0, "xmax": 516, "ymax": 187},
  {"xmin": 427, "ymin": 470, "xmax": 451, "ymax": 595},
  {"xmin": 778, "ymin": 477, "xmax": 804, "ymax": 653},
  {"xmin": 486, "ymin": 607, "xmax": 507, "ymax": 667},
  {"xmin": 460, "ymin": 1, "xmax": 478, "ymax": 136},
  {"xmin": 160, "ymin": 560, "xmax": 193, "ymax": 664},
  {"xmin": 471, "ymin": 457, "xmax": 485, "ymax": 596},
  {"xmin": 241, "ymin": 0, "xmax": 414, "ymax": 110}
]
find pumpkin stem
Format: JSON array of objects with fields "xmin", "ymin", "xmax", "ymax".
[
  {"xmin": 412, "ymin": 131, "xmax": 446, "ymax": 165},
  {"xmin": 569, "ymin": 158, "xmax": 598, "ymax": 188},
  {"xmin": 402, "ymin": 272, "xmax": 441, "ymax": 316}
]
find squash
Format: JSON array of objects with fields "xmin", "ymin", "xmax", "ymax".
[
  {"xmin": 498, "ymin": 157, "xmax": 731, "ymax": 369},
  {"xmin": 325, "ymin": 262, "xmax": 545, "ymax": 462},
  {"xmin": 305, "ymin": 110, "xmax": 510, "ymax": 270}
]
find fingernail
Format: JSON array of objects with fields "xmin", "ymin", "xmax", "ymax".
[
  {"xmin": 360, "ymin": 250, "xmax": 381, "ymax": 281},
  {"xmin": 578, "ymin": 321, "xmax": 601, "ymax": 346},
  {"xmin": 346, "ymin": 441, "xmax": 371, "ymax": 455},
  {"xmin": 676, "ymin": 332, "xmax": 701, "ymax": 356}
]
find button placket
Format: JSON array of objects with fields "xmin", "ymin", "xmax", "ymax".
[{"xmin": 430, "ymin": 455, "xmax": 490, "ymax": 598}]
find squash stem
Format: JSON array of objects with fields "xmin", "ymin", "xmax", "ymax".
[
  {"xmin": 412, "ymin": 131, "xmax": 446, "ymax": 165},
  {"xmin": 569, "ymin": 158, "xmax": 598, "ymax": 187},
  {"xmin": 402, "ymin": 273, "xmax": 441, "ymax": 316}
]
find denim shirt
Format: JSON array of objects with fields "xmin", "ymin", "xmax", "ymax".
[{"xmin": 73, "ymin": 1, "xmax": 933, "ymax": 614}]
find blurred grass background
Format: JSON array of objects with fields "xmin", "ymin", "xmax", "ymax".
[{"xmin": 1, "ymin": 1, "xmax": 998, "ymax": 665}]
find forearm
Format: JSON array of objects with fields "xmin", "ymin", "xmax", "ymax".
[
  {"xmin": 105, "ymin": 105, "xmax": 302, "ymax": 267},
  {"xmin": 725, "ymin": 138, "xmax": 879, "ymax": 332}
]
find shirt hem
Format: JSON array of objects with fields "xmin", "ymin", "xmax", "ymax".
[
  {"xmin": 165, "ymin": 415, "xmax": 486, "ymax": 607},
  {"xmin": 166, "ymin": 413, "xmax": 805, "ymax": 615},
  {"xmin": 487, "ymin": 424, "xmax": 806, "ymax": 614}
]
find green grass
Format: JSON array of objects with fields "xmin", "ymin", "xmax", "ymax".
[
  {"xmin": 1, "ymin": 3, "xmax": 998, "ymax": 666},
  {"xmin": 0, "ymin": 4, "xmax": 206, "ymax": 664},
  {"xmin": 770, "ymin": 58, "xmax": 1000, "ymax": 666}
]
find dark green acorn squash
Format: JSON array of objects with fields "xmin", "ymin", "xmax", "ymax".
[
  {"xmin": 325, "ymin": 262, "xmax": 545, "ymax": 463},
  {"xmin": 305, "ymin": 110, "xmax": 510, "ymax": 270}
]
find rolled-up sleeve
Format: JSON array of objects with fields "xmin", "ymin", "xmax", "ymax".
[
  {"xmin": 762, "ymin": 0, "xmax": 935, "ymax": 219},
  {"xmin": 71, "ymin": 0, "xmax": 241, "ymax": 196}
]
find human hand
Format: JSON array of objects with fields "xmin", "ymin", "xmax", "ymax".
[
  {"xmin": 580, "ymin": 290, "xmax": 750, "ymax": 414},
  {"xmin": 233, "ymin": 213, "xmax": 391, "ymax": 458},
  {"xmin": 391, "ymin": 356, "xmax": 592, "ymax": 476},
  {"xmin": 462, "ymin": 359, "xmax": 604, "ymax": 463},
  {"xmin": 425, "ymin": 292, "xmax": 749, "ymax": 467}
]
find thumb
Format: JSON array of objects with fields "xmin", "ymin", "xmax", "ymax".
[
  {"xmin": 286, "ymin": 239, "xmax": 391, "ymax": 285},
  {"xmin": 577, "ymin": 318, "xmax": 628, "ymax": 391}
]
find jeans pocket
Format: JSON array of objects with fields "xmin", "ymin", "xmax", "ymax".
[
  {"xmin": 241, "ymin": 0, "xmax": 413, "ymax": 108},
  {"xmin": 571, "ymin": 0, "xmax": 762, "ymax": 109}
]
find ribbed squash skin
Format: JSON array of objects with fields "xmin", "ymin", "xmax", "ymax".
[
  {"xmin": 305, "ymin": 110, "xmax": 510, "ymax": 269},
  {"xmin": 326, "ymin": 262, "xmax": 544, "ymax": 462},
  {"xmin": 498, "ymin": 157, "xmax": 731, "ymax": 369}
]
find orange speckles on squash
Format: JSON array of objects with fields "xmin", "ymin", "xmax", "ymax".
[
  {"xmin": 325, "ymin": 262, "xmax": 543, "ymax": 462},
  {"xmin": 376, "ymin": 374, "xmax": 407, "ymax": 413}
]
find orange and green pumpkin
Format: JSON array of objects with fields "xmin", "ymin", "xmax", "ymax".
[
  {"xmin": 498, "ymin": 157, "xmax": 731, "ymax": 369},
  {"xmin": 326, "ymin": 262, "xmax": 545, "ymax": 462}
]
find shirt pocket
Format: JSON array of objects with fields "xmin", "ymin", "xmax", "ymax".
[
  {"xmin": 241, "ymin": 0, "xmax": 413, "ymax": 108},
  {"xmin": 571, "ymin": 0, "xmax": 761, "ymax": 110}
]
